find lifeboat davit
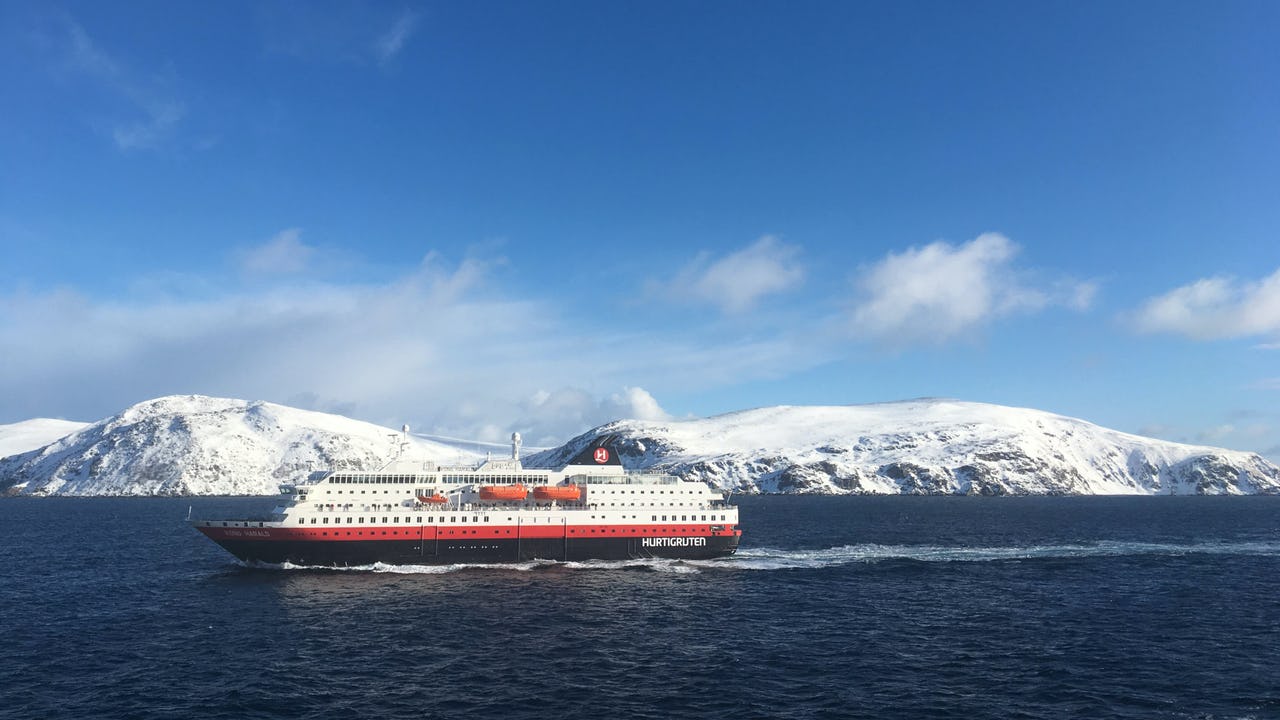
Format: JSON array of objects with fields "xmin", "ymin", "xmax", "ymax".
[
  {"xmin": 479, "ymin": 484, "xmax": 528, "ymax": 501},
  {"xmin": 417, "ymin": 493, "xmax": 448, "ymax": 504},
  {"xmin": 532, "ymin": 484, "xmax": 581, "ymax": 502}
]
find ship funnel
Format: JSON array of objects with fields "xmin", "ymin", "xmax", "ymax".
[{"xmin": 512, "ymin": 432, "xmax": 522, "ymax": 460}]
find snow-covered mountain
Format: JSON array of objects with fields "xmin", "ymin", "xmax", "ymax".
[
  {"xmin": 0, "ymin": 419, "xmax": 91, "ymax": 459},
  {"xmin": 4, "ymin": 396, "xmax": 1278, "ymax": 496},
  {"xmin": 0, "ymin": 396, "xmax": 480, "ymax": 496},
  {"xmin": 526, "ymin": 399, "xmax": 1280, "ymax": 496}
]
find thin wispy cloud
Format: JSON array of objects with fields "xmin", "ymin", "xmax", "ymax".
[
  {"xmin": 374, "ymin": 10, "xmax": 420, "ymax": 66},
  {"xmin": 663, "ymin": 236, "xmax": 805, "ymax": 314},
  {"xmin": 1130, "ymin": 267, "xmax": 1280, "ymax": 341},
  {"xmin": 112, "ymin": 101, "xmax": 186, "ymax": 150},
  {"xmin": 65, "ymin": 21, "xmax": 121, "ymax": 79},
  {"xmin": 849, "ymin": 233, "xmax": 1095, "ymax": 347},
  {"xmin": 54, "ymin": 19, "xmax": 186, "ymax": 150},
  {"xmin": 258, "ymin": 5, "xmax": 420, "ymax": 67}
]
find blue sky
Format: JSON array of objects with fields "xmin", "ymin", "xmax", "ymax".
[{"xmin": 2, "ymin": 1, "xmax": 1279, "ymax": 455}]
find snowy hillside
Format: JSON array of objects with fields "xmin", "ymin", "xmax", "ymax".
[
  {"xmin": 0, "ymin": 396, "xmax": 480, "ymax": 496},
  {"xmin": 5, "ymin": 396, "xmax": 1278, "ymax": 497},
  {"xmin": 0, "ymin": 419, "xmax": 90, "ymax": 459},
  {"xmin": 527, "ymin": 399, "xmax": 1280, "ymax": 496}
]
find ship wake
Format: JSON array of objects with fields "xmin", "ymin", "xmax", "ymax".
[
  {"xmin": 241, "ymin": 539, "xmax": 1280, "ymax": 574},
  {"xmin": 714, "ymin": 539, "xmax": 1280, "ymax": 571}
]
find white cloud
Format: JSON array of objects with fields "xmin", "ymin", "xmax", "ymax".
[
  {"xmin": 238, "ymin": 228, "xmax": 316, "ymax": 275},
  {"xmin": 607, "ymin": 387, "xmax": 671, "ymax": 422},
  {"xmin": 510, "ymin": 387, "xmax": 670, "ymax": 447},
  {"xmin": 1131, "ymin": 267, "xmax": 1280, "ymax": 341},
  {"xmin": 849, "ymin": 233, "xmax": 1092, "ymax": 346},
  {"xmin": 374, "ymin": 10, "xmax": 419, "ymax": 65},
  {"xmin": 666, "ymin": 236, "xmax": 804, "ymax": 314},
  {"xmin": 1061, "ymin": 279, "xmax": 1099, "ymax": 311},
  {"xmin": 1194, "ymin": 424, "xmax": 1236, "ymax": 444},
  {"xmin": 0, "ymin": 249, "xmax": 814, "ymax": 444}
]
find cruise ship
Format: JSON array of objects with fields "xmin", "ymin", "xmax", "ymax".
[{"xmin": 192, "ymin": 434, "xmax": 741, "ymax": 566}]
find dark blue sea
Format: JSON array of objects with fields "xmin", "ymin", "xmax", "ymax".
[{"xmin": 2, "ymin": 496, "xmax": 1278, "ymax": 720}]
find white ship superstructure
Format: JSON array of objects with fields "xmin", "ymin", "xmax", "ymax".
[{"xmin": 193, "ymin": 434, "xmax": 741, "ymax": 565}]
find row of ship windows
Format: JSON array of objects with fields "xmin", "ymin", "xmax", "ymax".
[
  {"xmin": 315, "ymin": 502, "xmax": 708, "ymax": 511},
  {"xmin": 329, "ymin": 475, "xmax": 425, "ymax": 484},
  {"xmin": 440, "ymin": 474, "xmax": 549, "ymax": 484},
  {"xmin": 596, "ymin": 489, "xmax": 701, "ymax": 495},
  {"xmin": 598, "ymin": 503, "xmax": 704, "ymax": 508},
  {"xmin": 296, "ymin": 514, "xmax": 730, "ymax": 525},
  {"xmin": 324, "ymin": 488, "xmax": 696, "ymax": 496}
]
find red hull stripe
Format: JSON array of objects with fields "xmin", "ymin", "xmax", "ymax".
[{"xmin": 199, "ymin": 523, "xmax": 741, "ymax": 543}]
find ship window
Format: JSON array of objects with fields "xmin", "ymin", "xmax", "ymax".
[
  {"xmin": 662, "ymin": 516, "xmax": 667, "ymax": 521},
  {"xmin": 394, "ymin": 517, "xmax": 399, "ymax": 523},
  {"xmin": 347, "ymin": 517, "xmax": 354, "ymax": 524},
  {"xmin": 310, "ymin": 518, "xmax": 316, "ymax": 524},
  {"xmin": 358, "ymin": 517, "xmax": 364, "ymax": 523}
]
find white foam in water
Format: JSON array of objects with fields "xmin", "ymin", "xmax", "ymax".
[
  {"xmin": 246, "ymin": 539, "xmax": 1280, "ymax": 574},
  {"xmin": 562, "ymin": 558, "xmax": 701, "ymax": 573},
  {"xmin": 708, "ymin": 539, "xmax": 1280, "ymax": 571}
]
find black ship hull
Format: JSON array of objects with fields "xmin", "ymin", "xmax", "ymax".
[{"xmin": 203, "ymin": 533, "xmax": 740, "ymax": 566}]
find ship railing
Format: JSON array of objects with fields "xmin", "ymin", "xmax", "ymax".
[
  {"xmin": 566, "ymin": 473, "xmax": 680, "ymax": 485},
  {"xmin": 194, "ymin": 517, "xmax": 276, "ymax": 528}
]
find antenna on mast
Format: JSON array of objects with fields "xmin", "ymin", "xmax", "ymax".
[{"xmin": 389, "ymin": 425, "xmax": 410, "ymax": 461}]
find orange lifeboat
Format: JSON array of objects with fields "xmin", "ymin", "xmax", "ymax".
[
  {"xmin": 416, "ymin": 493, "xmax": 448, "ymax": 504},
  {"xmin": 532, "ymin": 484, "xmax": 581, "ymax": 502},
  {"xmin": 479, "ymin": 484, "xmax": 528, "ymax": 501}
]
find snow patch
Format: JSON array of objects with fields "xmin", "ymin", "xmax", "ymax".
[{"xmin": 0, "ymin": 419, "xmax": 90, "ymax": 459}]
